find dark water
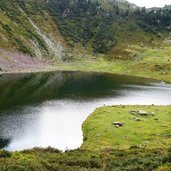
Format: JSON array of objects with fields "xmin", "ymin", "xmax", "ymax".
[{"xmin": 0, "ymin": 71, "xmax": 171, "ymax": 151}]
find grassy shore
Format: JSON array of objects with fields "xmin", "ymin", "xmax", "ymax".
[
  {"xmin": 53, "ymin": 47, "xmax": 171, "ymax": 84},
  {"xmin": 82, "ymin": 105, "xmax": 171, "ymax": 150},
  {"xmin": 2, "ymin": 55, "xmax": 170, "ymax": 83},
  {"xmin": 1, "ymin": 44, "xmax": 171, "ymax": 84},
  {"xmin": 0, "ymin": 105, "xmax": 171, "ymax": 171}
]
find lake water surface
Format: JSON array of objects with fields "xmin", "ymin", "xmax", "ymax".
[{"xmin": 0, "ymin": 71, "xmax": 171, "ymax": 151}]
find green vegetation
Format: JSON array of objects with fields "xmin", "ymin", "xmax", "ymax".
[
  {"xmin": 1, "ymin": 0, "xmax": 171, "ymax": 57},
  {"xmin": 0, "ymin": 147, "xmax": 170, "ymax": 171},
  {"xmin": 46, "ymin": 0, "xmax": 119, "ymax": 53},
  {"xmin": 0, "ymin": 1, "xmax": 171, "ymax": 170},
  {"xmin": 52, "ymin": 43, "xmax": 171, "ymax": 83},
  {"xmin": 0, "ymin": 0, "xmax": 60, "ymax": 57},
  {"xmin": 82, "ymin": 105, "xmax": 171, "ymax": 150},
  {"xmin": 0, "ymin": 0, "xmax": 35, "ymax": 55},
  {"xmin": 0, "ymin": 105, "xmax": 171, "ymax": 170}
]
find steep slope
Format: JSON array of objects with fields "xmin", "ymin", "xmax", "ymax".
[
  {"xmin": 46, "ymin": 0, "xmax": 171, "ymax": 59},
  {"xmin": 0, "ymin": 0, "xmax": 171, "ymax": 72},
  {"xmin": 0, "ymin": 0, "xmax": 66, "ymax": 71}
]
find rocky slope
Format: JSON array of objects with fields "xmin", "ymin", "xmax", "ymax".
[{"xmin": 0, "ymin": 0, "xmax": 65, "ymax": 71}]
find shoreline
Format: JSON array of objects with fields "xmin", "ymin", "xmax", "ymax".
[
  {"xmin": 0, "ymin": 64, "xmax": 170, "ymax": 84},
  {"xmin": 0, "ymin": 105, "xmax": 171, "ymax": 170},
  {"xmin": 81, "ymin": 105, "xmax": 171, "ymax": 150}
]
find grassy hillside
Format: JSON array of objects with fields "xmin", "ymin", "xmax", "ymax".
[
  {"xmin": 0, "ymin": 0, "xmax": 171, "ymax": 82},
  {"xmin": 0, "ymin": 0, "xmax": 171, "ymax": 58},
  {"xmin": 53, "ymin": 43, "xmax": 171, "ymax": 83},
  {"xmin": 0, "ymin": 0, "xmax": 65, "ymax": 60}
]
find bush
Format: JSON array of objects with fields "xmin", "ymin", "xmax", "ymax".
[{"xmin": 0, "ymin": 150, "xmax": 11, "ymax": 158}]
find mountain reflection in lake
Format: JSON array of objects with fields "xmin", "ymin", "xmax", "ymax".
[{"xmin": 0, "ymin": 71, "xmax": 171, "ymax": 151}]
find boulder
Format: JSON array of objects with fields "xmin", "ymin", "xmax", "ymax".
[
  {"xmin": 129, "ymin": 110, "xmax": 149, "ymax": 116},
  {"xmin": 151, "ymin": 112, "xmax": 155, "ymax": 116},
  {"xmin": 135, "ymin": 117, "xmax": 141, "ymax": 121},
  {"xmin": 138, "ymin": 110, "xmax": 148, "ymax": 116},
  {"xmin": 112, "ymin": 122, "xmax": 124, "ymax": 128},
  {"xmin": 115, "ymin": 125, "xmax": 120, "ymax": 128},
  {"xmin": 129, "ymin": 110, "xmax": 139, "ymax": 115}
]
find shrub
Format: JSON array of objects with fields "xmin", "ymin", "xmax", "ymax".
[{"xmin": 0, "ymin": 150, "xmax": 11, "ymax": 158}]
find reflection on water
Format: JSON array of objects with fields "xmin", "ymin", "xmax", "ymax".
[{"xmin": 0, "ymin": 71, "xmax": 171, "ymax": 151}]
